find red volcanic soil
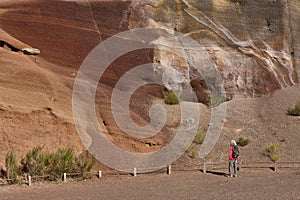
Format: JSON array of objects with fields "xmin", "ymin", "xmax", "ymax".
[
  {"xmin": 0, "ymin": 0, "xmax": 137, "ymax": 165},
  {"xmin": 0, "ymin": 0, "xmax": 171, "ymax": 167}
]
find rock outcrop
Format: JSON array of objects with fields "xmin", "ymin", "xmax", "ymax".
[
  {"xmin": 1, "ymin": 0, "xmax": 299, "ymax": 100},
  {"xmin": 22, "ymin": 48, "xmax": 40, "ymax": 55},
  {"xmin": 130, "ymin": 0, "xmax": 300, "ymax": 100},
  {"xmin": 0, "ymin": 28, "xmax": 40, "ymax": 54}
]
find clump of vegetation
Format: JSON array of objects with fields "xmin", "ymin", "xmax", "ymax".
[
  {"xmin": 186, "ymin": 128, "xmax": 207, "ymax": 159},
  {"xmin": 193, "ymin": 129, "xmax": 206, "ymax": 145},
  {"xmin": 5, "ymin": 151, "xmax": 20, "ymax": 184},
  {"xmin": 185, "ymin": 143, "xmax": 198, "ymax": 159},
  {"xmin": 21, "ymin": 146, "xmax": 51, "ymax": 177},
  {"xmin": 238, "ymin": 137, "xmax": 250, "ymax": 147},
  {"xmin": 23, "ymin": 146, "xmax": 94, "ymax": 181},
  {"xmin": 10, "ymin": 146, "xmax": 95, "ymax": 182},
  {"xmin": 206, "ymin": 94, "xmax": 223, "ymax": 107},
  {"xmin": 288, "ymin": 101, "xmax": 300, "ymax": 116},
  {"xmin": 164, "ymin": 91, "xmax": 180, "ymax": 105},
  {"xmin": 49, "ymin": 147, "xmax": 77, "ymax": 180},
  {"xmin": 75, "ymin": 151, "xmax": 95, "ymax": 175},
  {"xmin": 266, "ymin": 143, "xmax": 280, "ymax": 162}
]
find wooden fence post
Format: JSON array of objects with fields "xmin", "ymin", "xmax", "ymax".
[
  {"xmin": 28, "ymin": 175, "xmax": 32, "ymax": 186},
  {"xmin": 133, "ymin": 168, "xmax": 137, "ymax": 177},
  {"xmin": 167, "ymin": 165, "xmax": 172, "ymax": 175},
  {"xmin": 63, "ymin": 173, "xmax": 67, "ymax": 182},
  {"xmin": 274, "ymin": 162, "xmax": 278, "ymax": 172},
  {"xmin": 203, "ymin": 163, "xmax": 207, "ymax": 173}
]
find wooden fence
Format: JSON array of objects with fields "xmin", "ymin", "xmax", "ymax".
[{"xmin": 1, "ymin": 161, "xmax": 300, "ymax": 186}]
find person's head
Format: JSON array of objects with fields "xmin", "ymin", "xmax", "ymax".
[{"xmin": 230, "ymin": 140, "xmax": 237, "ymax": 146}]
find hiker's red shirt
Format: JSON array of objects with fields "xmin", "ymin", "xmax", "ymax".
[{"xmin": 229, "ymin": 146, "xmax": 237, "ymax": 160}]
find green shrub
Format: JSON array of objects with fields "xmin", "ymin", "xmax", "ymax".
[
  {"xmin": 206, "ymin": 94, "xmax": 223, "ymax": 107},
  {"xmin": 21, "ymin": 146, "xmax": 52, "ymax": 176},
  {"xmin": 271, "ymin": 154, "xmax": 279, "ymax": 162},
  {"xmin": 288, "ymin": 101, "xmax": 300, "ymax": 116},
  {"xmin": 75, "ymin": 151, "xmax": 95, "ymax": 174},
  {"xmin": 3, "ymin": 146, "xmax": 95, "ymax": 184},
  {"xmin": 238, "ymin": 137, "xmax": 250, "ymax": 146},
  {"xmin": 186, "ymin": 128, "xmax": 207, "ymax": 159},
  {"xmin": 193, "ymin": 129, "xmax": 206, "ymax": 145},
  {"xmin": 21, "ymin": 146, "xmax": 95, "ymax": 181},
  {"xmin": 266, "ymin": 143, "xmax": 280, "ymax": 162},
  {"xmin": 5, "ymin": 151, "xmax": 19, "ymax": 184},
  {"xmin": 267, "ymin": 143, "xmax": 279, "ymax": 153},
  {"xmin": 49, "ymin": 147, "xmax": 76, "ymax": 180},
  {"xmin": 164, "ymin": 91, "xmax": 180, "ymax": 105},
  {"xmin": 185, "ymin": 143, "xmax": 198, "ymax": 159}
]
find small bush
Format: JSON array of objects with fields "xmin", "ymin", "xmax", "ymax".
[
  {"xmin": 21, "ymin": 146, "xmax": 52, "ymax": 176},
  {"xmin": 271, "ymin": 154, "xmax": 279, "ymax": 162},
  {"xmin": 193, "ymin": 129, "xmax": 206, "ymax": 145},
  {"xmin": 186, "ymin": 128, "xmax": 207, "ymax": 159},
  {"xmin": 3, "ymin": 146, "xmax": 95, "ymax": 184},
  {"xmin": 185, "ymin": 143, "xmax": 198, "ymax": 159},
  {"xmin": 267, "ymin": 143, "xmax": 279, "ymax": 153},
  {"xmin": 288, "ymin": 101, "xmax": 300, "ymax": 116},
  {"xmin": 206, "ymin": 94, "xmax": 223, "ymax": 107},
  {"xmin": 75, "ymin": 152, "xmax": 95, "ymax": 174},
  {"xmin": 238, "ymin": 137, "xmax": 250, "ymax": 146},
  {"xmin": 5, "ymin": 151, "xmax": 20, "ymax": 184},
  {"xmin": 266, "ymin": 143, "xmax": 280, "ymax": 162},
  {"xmin": 164, "ymin": 91, "xmax": 180, "ymax": 105},
  {"xmin": 49, "ymin": 147, "xmax": 76, "ymax": 180},
  {"xmin": 21, "ymin": 146, "xmax": 95, "ymax": 181}
]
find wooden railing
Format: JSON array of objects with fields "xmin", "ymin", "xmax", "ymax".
[{"xmin": 1, "ymin": 161, "xmax": 299, "ymax": 186}]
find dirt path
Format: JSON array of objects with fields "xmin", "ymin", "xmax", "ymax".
[{"xmin": 0, "ymin": 170, "xmax": 299, "ymax": 200}]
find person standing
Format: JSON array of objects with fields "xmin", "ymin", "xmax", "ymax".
[{"xmin": 228, "ymin": 140, "xmax": 239, "ymax": 177}]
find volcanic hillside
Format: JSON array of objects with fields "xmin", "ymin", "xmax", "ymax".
[{"xmin": 0, "ymin": 0, "xmax": 300, "ymax": 168}]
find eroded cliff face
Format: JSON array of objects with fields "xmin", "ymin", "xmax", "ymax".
[
  {"xmin": 1, "ymin": 0, "xmax": 299, "ymax": 101},
  {"xmin": 0, "ymin": 0, "xmax": 132, "ymax": 68},
  {"xmin": 129, "ymin": 0, "xmax": 300, "ymax": 100}
]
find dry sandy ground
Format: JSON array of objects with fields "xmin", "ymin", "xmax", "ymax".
[{"xmin": 0, "ymin": 169, "xmax": 299, "ymax": 200}]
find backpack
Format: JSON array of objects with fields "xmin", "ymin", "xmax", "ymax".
[{"xmin": 232, "ymin": 146, "xmax": 239, "ymax": 158}]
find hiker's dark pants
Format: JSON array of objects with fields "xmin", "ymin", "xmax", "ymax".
[{"xmin": 228, "ymin": 160, "xmax": 237, "ymax": 176}]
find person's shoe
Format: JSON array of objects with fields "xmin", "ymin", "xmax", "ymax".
[
  {"xmin": 234, "ymin": 174, "xmax": 237, "ymax": 177},
  {"xmin": 230, "ymin": 175, "xmax": 233, "ymax": 177}
]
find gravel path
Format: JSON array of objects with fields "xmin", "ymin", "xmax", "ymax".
[{"xmin": 0, "ymin": 170, "xmax": 299, "ymax": 200}]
